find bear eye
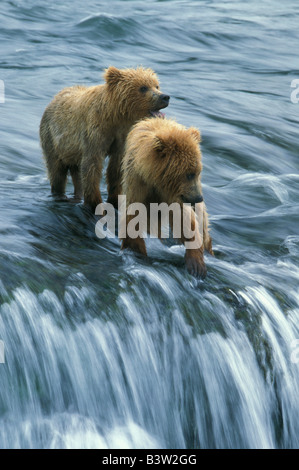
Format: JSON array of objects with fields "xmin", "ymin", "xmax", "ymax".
[
  {"xmin": 140, "ymin": 86, "xmax": 148, "ymax": 93},
  {"xmin": 187, "ymin": 173, "xmax": 196, "ymax": 181},
  {"xmin": 156, "ymin": 85, "xmax": 160, "ymax": 90}
]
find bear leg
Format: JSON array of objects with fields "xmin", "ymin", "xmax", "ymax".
[
  {"xmin": 185, "ymin": 248, "xmax": 207, "ymax": 278},
  {"xmin": 203, "ymin": 207, "xmax": 214, "ymax": 255},
  {"xmin": 121, "ymin": 236, "xmax": 147, "ymax": 256},
  {"xmin": 40, "ymin": 117, "xmax": 68, "ymax": 198},
  {"xmin": 45, "ymin": 153, "xmax": 69, "ymax": 197},
  {"xmin": 204, "ymin": 236, "xmax": 214, "ymax": 256},
  {"xmin": 106, "ymin": 151, "xmax": 123, "ymax": 208},
  {"xmin": 81, "ymin": 155, "xmax": 103, "ymax": 211},
  {"xmin": 70, "ymin": 165, "xmax": 83, "ymax": 200},
  {"xmin": 121, "ymin": 214, "xmax": 147, "ymax": 256},
  {"xmin": 181, "ymin": 205, "xmax": 207, "ymax": 278}
]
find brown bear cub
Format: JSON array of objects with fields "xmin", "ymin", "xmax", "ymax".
[
  {"xmin": 39, "ymin": 66, "xmax": 169, "ymax": 210},
  {"xmin": 120, "ymin": 117, "xmax": 213, "ymax": 278}
]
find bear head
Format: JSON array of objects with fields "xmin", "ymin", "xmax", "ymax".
[
  {"xmin": 125, "ymin": 118, "xmax": 203, "ymax": 206},
  {"xmin": 104, "ymin": 66, "xmax": 170, "ymax": 121}
]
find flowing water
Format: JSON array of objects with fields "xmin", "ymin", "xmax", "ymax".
[{"xmin": 0, "ymin": 0, "xmax": 299, "ymax": 449}]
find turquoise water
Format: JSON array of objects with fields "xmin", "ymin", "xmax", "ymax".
[{"xmin": 0, "ymin": 0, "xmax": 299, "ymax": 449}]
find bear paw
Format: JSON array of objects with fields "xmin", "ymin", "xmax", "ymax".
[{"xmin": 185, "ymin": 251, "xmax": 207, "ymax": 279}]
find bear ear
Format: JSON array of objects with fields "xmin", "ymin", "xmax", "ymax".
[
  {"xmin": 154, "ymin": 134, "xmax": 180, "ymax": 157},
  {"xmin": 153, "ymin": 136, "xmax": 167, "ymax": 156},
  {"xmin": 188, "ymin": 127, "xmax": 201, "ymax": 143},
  {"xmin": 104, "ymin": 66, "xmax": 123, "ymax": 86}
]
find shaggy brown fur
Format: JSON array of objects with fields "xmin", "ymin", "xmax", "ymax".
[
  {"xmin": 121, "ymin": 117, "xmax": 213, "ymax": 278},
  {"xmin": 39, "ymin": 66, "xmax": 169, "ymax": 210}
]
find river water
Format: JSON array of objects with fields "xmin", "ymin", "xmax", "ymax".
[{"xmin": 0, "ymin": 0, "xmax": 299, "ymax": 449}]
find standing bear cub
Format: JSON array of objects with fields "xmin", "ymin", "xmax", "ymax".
[
  {"xmin": 40, "ymin": 66, "xmax": 169, "ymax": 210},
  {"xmin": 121, "ymin": 117, "xmax": 213, "ymax": 278}
]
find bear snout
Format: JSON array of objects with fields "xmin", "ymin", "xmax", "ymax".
[
  {"xmin": 149, "ymin": 93, "xmax": 170, "ymax": 117},
  {"xmin": 158, "ymin": 94, "xmax": 170, "ymax": 109},
  {"xmin": 160, "ymin": 94, "xmax": 170, "ymax": 104},
  {"xmin": 182, "ymin": 193, "xmax": 204, "ymax": 204}
]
